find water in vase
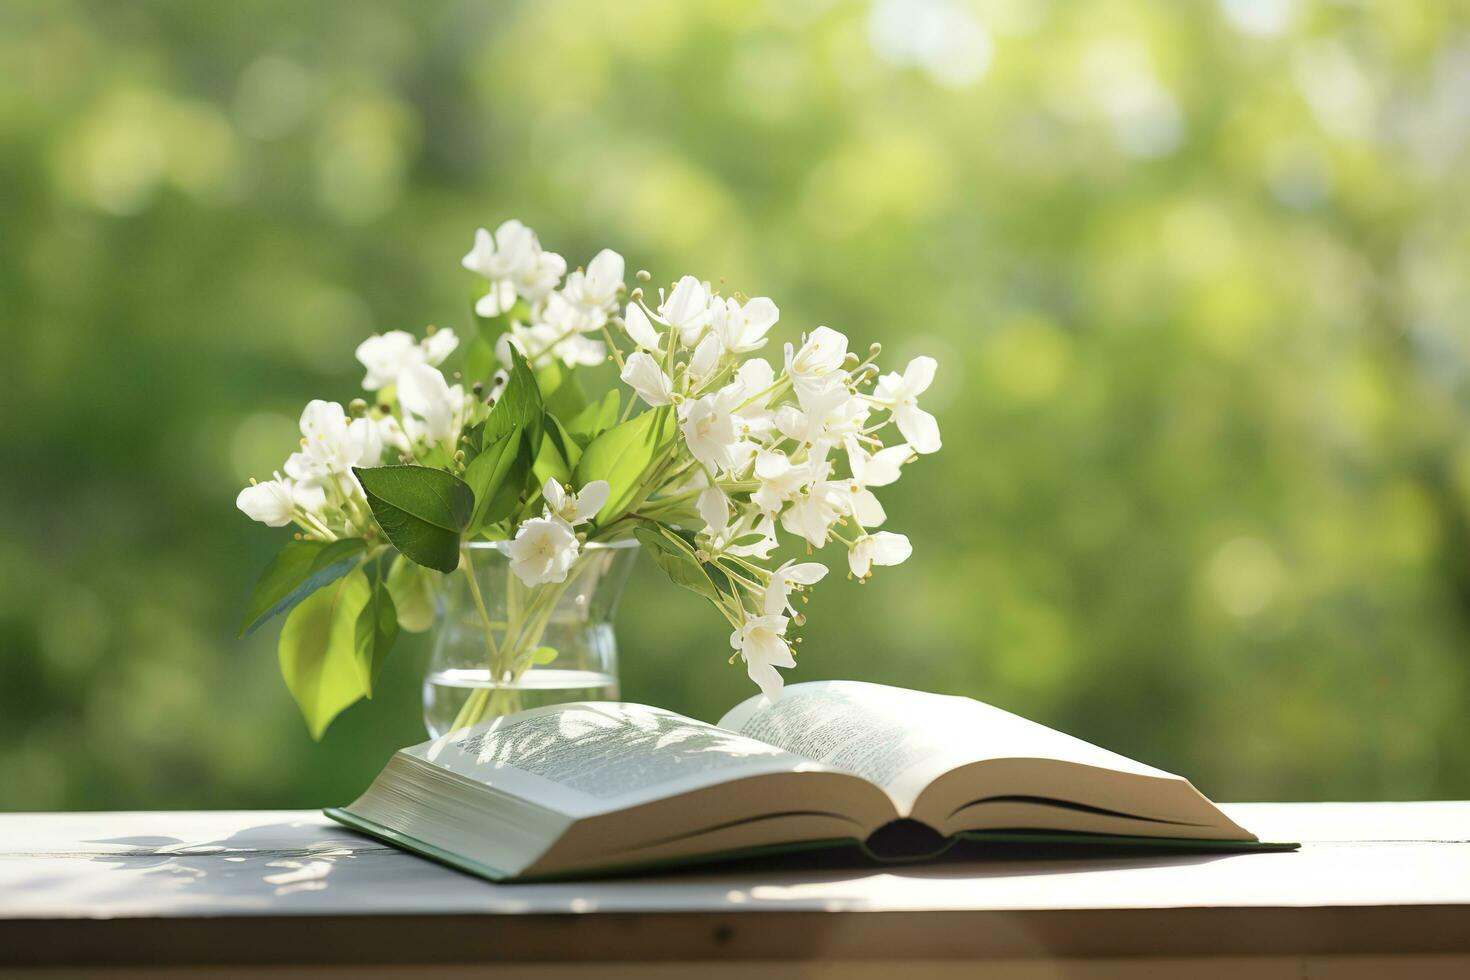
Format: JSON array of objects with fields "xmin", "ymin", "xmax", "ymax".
[{"xmin": 423, "ymin": 667, "xmax": 620, "ymax": 737}]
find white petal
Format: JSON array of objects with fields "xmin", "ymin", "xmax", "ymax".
[
  {"xmin": 858, "ymin": 443, "xmax": 913, "ymax": 487},
  {"xmin": 397, "ymin": 364, "xmax": 458, "ymax": 445},
  {"xmin": 236, "ymin": 481, "xmax": 294, "ymax": 527},
  {"xmin": 421, "ymin": 328, "xmax": 459, "ymax": 366},
  {"xmin": 622, "ymin": 303, "xmax": 663, "ymax": 352},
  {"xmin": 574, "ymin": 480, "xmax": 609, "ymax": 522},
  {"xmin": 620, "ymin": 351, "xmax": 673, "ymax": 407},
  {"xmin": 299, "ymin": 400, "xmax": 347, "ymax": 441},
  {"xmin": 689, "ymin": 333, "xmax": 722, "ymax": 380},
  {"xmin": 869, "ymin": 531, "xmax": 912, "ymax": 566},
  {"xmin": 849, "ymin": 488, "xmax": 886, "ymax": 527},
  {"xmin": 782, "ymin": 561, "xmax": 828, "ymax": 586},
  {"xmin": 747, "ymin": 659, "xmax": 785, "ymax": 702},
  {"xmin": 474, "ymin": 281, "xmax": 515, "ymax": 317},
  {"xmin": 543, "ymin": 478, "xmax": 566, "ymax": 511},
  {"xmin": 903, "ymin": 356, "xmax": 937, "ymax": 395},
  {"xmin": 755, "ymin": 449, "xmax": 792, "ymax": 481},
  {"xmin": 461, "ymin": 228, "xmax": 494, "ymax": 276},
  {"xmin": 742, "ymin": 297, "xmax": 779, "ymax": 335},
  {"xmin": 735, "ymin": 357, "xmax": 775, "ymax": 398},
  {"xmin": 586, "ymin": 249, "xmax": 624, "ymax": 293},
  {"xmin": 662, "ymin": 275, "xmax": 707, "ymax": 326},
  {"xmin": 697, "ymin": 486, "xmax": 729, "ymax": 534},
  {"xmin": 895, "ymin": 405, "xmax": 942, "ymax": 454}
]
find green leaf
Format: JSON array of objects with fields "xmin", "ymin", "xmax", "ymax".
[
  {"xmin": 634, "ymin": 524, "xmax": 728, "ymax": 608},
  {"xmin": 385, "ymin": 553, "xmax": 438, "ymax": 632},
  {"xmin": 278, "ymin": 568, "xmax": 372, "ymax": 740},
  {"xmin": 463, "ymin": 429, "xmax": 528, "ymax": 532},
  {"xmin": 354, "ymin": 465, "xmax": 473, "ymax": 573},
  {"xmin": 533, "ymin": 429, "xmax": 573, "ymax": 489},
  {"xmin": 529, "ymin": 646, "xmax": 559, "ymax": 666},
  {"xmin": 538, "ymin": 362, "xmax": 589, "ymax": 419},
  {"xmin": 239, "ymin": 538, "xmax": 367, "ymax": 637},
  {"xmin": 567, "ymin": 389, "xmax": 621, "ymax": 442},
  {"xmin": 546, "ymin": 414, "xmax": 584, "ymax": 470},
  {"xmin": 484, "ymin": 344, "xmax": 542, "ymax": 446},
  {"xmin": 575, "ymin": 408, "xmax": 675, "ymax": 523},
  {"xmin": 467, "ymin": 429, "xmax": 526, "ymax": 531},
  {"xmin": 354, "ymin": 566, "xmax": 398, "ymax": 696}
]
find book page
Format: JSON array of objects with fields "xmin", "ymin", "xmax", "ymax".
[
  {"xmin": 410, "ymin": 701, "xmax": 826, "ymax": 817},
  {"xmin": 718, "ymin": 680, "xmax": 1179, "ymax": 814}
]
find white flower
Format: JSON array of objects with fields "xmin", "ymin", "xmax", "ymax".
[
  {"xmin": 285, "ymin": 400, "xmax": 383, "ymax": 483},
  {"xmin": 621, "ymin": 302, "xmax": 664, "ymax": 353},
  {"xmin": 784, "ymin": 326, "xmax": 849, "ymax": 397},
  {"xmin": 236, "ymin": 478, "xmax": 295, "ymax": 527},
  {"xmin": 687, "ymin": 333, "xmax": 723, "ymax": 385},
  {"xmin": 396, "ymin": 364, "xmax": 467, "ymax": 449},
  {"xmin": 710, "ymin": 296, "xmax": 778, "ymax": 353},
  {"xmin": 422, "ymin": 328, "xmax": 459, "ymax": 366},
  {"xmin": 848, "ymin": 531, "xmax": 912, "ymax": 578},
  {"xmin": 498, "ymin": 322, "xmax": 553, "ymax": 370},
  {"xmin": 507, "ymin": 517, "xmax": 581, "ymax": 586},
  {"xmin": 873, "ymin": 356, "xmax": 941, "ymax": 454},
  {"xmin": 695, "ymin": 486, "xmax": 777, "ymax": 559},
  {"xmin": 763, "ymin": 560, "xmax": 828, "ymax": 616},
  {"xmin": 680, "ymin": 389, "xmax": 742, "ymax": 474},
  {"xmin": 775, "ymin": 384, "xmax": 870, "ymax": 456},
  {"xmin": 847, "ymin": 441, "xmax": 913, "ymax": 489},
  {"xmin": 516, "ymin": 251, "xmax": 567, "ymax": 306},
  {"xmin": 726, "ymin": 357, "xmax": 777, "ymax": 436},
  {"xmin": 830, "ymin": 479, "xmax": 885, "ymax": 528},
  {"xmin": 657, "ymin": 275, "xmax": 713, "ymax": 346},
  {"xmin": 779, "ymin": 479, "xmax": 847, "ymax": 548},
  {"xmin": 462, "ymin": 220, "xmax": 565, "ymax": 316},
  {"xmin": 543, "ymin": 478, "xmax": 610, "ymax": 528},
  {"xmin": 620, "ymin": 351, "xmax": 674, "ymax": 407},
  {"xmin": 727, "ymin": 513, "xmax": 778, "ymax": 559},
  {"xmin": 355, "ymin": 329, "xmax": 460, "ymax": 391},
  {"xmin": 291, "ymin": 478, "xmax": 327, "ymax": 514},
  {"xmin": 836, "ymin": 442, "xmax": 913, "ymax": 529},
  {"xmin": 374, "ymin": 414, "xmax": 411, "ymax": 455},
  {"xmin": 751, "ymin": 449, "xmax": 812, "ymax": 515},
  {"xmin": 696, "ymin": 486, "xmax": 730, "ymax": 536},
  {"xmin": 560, "ymin": 249, "xmax": 624, "ymax": 325},
  {"xmin": 730, "ymin": 612, "xmax": 795, "ymax": 701}
]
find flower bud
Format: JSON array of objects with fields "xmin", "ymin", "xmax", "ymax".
[{"xmin": 348, "ymin": 398, "xmax": 368, "ymax": 418}]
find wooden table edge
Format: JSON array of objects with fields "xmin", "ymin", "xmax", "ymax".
[{"xmin": 4, "ymin": 905, "xmax": 1469, "ymax": 966}]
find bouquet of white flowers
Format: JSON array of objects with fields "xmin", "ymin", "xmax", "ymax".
[{"xmin": 238, "ymin": 220, "xmax": 940, "ymax": 737}]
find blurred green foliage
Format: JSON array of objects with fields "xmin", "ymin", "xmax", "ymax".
[{"xmin": 3, "ymin": 0, "xmax": 1469, "ymax": 810}]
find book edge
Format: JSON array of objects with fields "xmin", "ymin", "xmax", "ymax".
[
  {"xmin": 325, "ymin": 806, "xmax": 865, "ymax": 883},
  {"xmin": 955, "ymin": 829, "xmax": 1300, "ymax": 851},
  {"xmin": 324, "ymin": 806, "xmax": 518, "ymax": 882}
]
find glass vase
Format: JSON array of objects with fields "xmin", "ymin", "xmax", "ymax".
[{"xmin": 422, "ymin": 540, "xmax": 639, "ymax": 737}]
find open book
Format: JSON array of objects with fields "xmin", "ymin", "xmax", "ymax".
[{"xmin": 328, "ymin": 681, "xmax": 1295, "ymax": 881}]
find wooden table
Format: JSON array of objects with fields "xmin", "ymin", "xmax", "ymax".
[{"xmin": 1, "ymin": 803, "xmax": 1467, "ymax": 978}]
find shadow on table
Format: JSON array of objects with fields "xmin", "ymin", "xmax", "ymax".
[{"xmin": 81, "ymin": 819, "xmax": 400, "ymax": 903}]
